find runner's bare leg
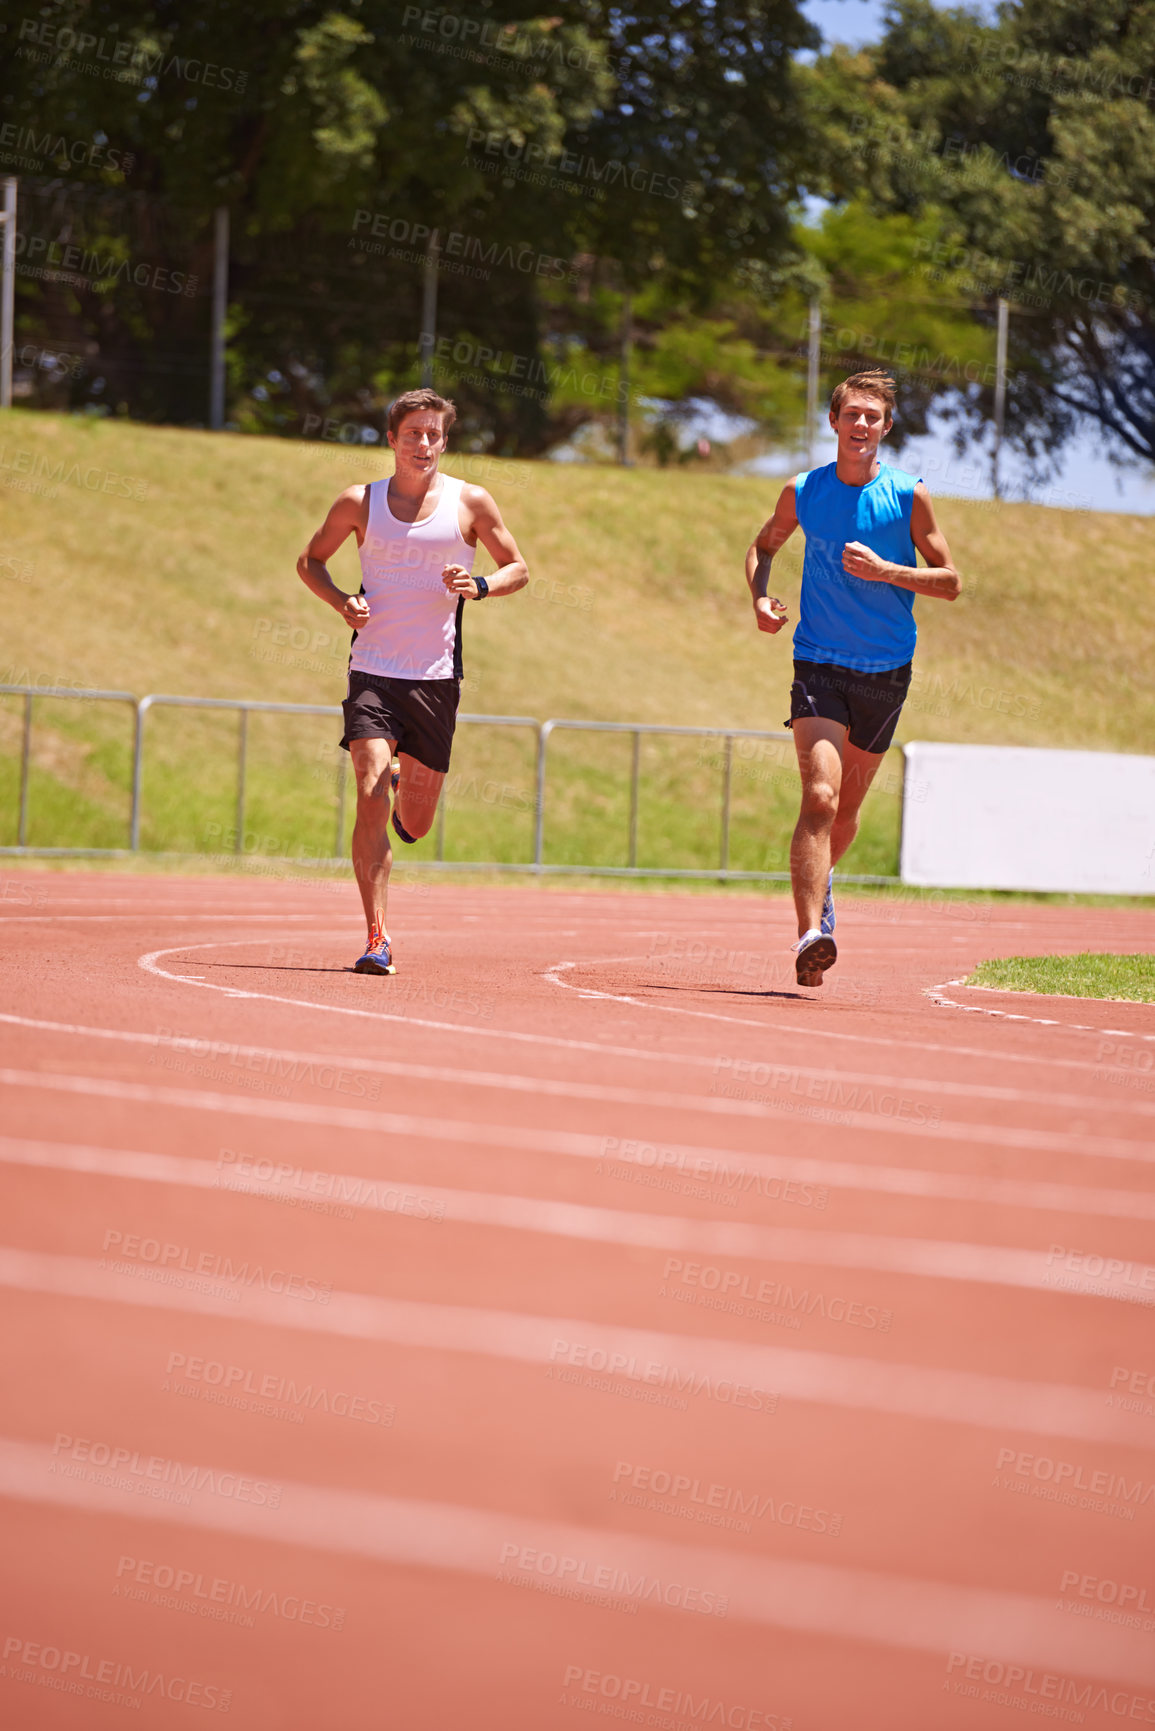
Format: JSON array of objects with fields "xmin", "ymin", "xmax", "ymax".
[
  {"xmin": 350, "ymin": 737, "xmax": 396, "ymax": 937},
  {"xmin": 789, "ymin": 717, "xmax": 846, "ymax": 936},
  {"xmin": 394, "ymin": 753, "xmax": 447, "ymax": 841},
  {"xmin": 791, "ymin": 720, "xmax": 888, "ymax": 935},
  {"xmin": 829, "ymin": 738, "xmax": 886, "ymax": 866}
]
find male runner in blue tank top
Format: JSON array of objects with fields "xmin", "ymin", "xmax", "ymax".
[
  {"xmin": 297, "ymin": 388, "xmax": 528, "ymax": 975},
  {"xmin": 744, "ymin": 370, "xmax": 961, "ymax": 988}
]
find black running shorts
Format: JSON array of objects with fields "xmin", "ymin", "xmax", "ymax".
[
  {"xmin": 787, "ymin": 658, "xmax": 912, "ymax": 754},
  {"xmin": 340, "ymin": 671, "xmax": 459, "ymax": 773}
]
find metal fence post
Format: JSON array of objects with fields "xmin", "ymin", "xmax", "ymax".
[
  {"xmin": 436, "ymin": 782, "xmax": 446, "ymax": 861},
  {"xmin": 17, "ymin": 691, "xmax": 32, "ymax": 846},
  {"xmin": 334, "ymin": 751, "xmax": 347, "ymax": 860},
  {"xmin": 533, "ymin": 722, "xmax": 552, "ymax": 870},
  {"xmin": 720, "ymin": 734, "xmax": 732, "ymax": 872},
  {"xmin": 235, "ymin": 708, "xmax": 248, "ymax": 854},
  {"xmin": 628, "ymin": 729, "xmax": 641, "ymax": 867},
  {"xmin": 130, "ymin": 698, "xmax": 148, "ymax": 850}
]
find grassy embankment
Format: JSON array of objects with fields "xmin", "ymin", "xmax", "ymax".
[
  {"xmin": 3, "ymin": 410, "xmax": 1153, "ymax": 877},
  {"xmin": 964, "ymin": 954, "xmax": 1155, "ymax": 1002}
]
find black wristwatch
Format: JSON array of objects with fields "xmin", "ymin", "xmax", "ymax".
[{"xmin": 473, "ymin": 575, "xmax": 490, "ymax": 599}]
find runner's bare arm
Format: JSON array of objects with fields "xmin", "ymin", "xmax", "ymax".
[
  {"xmin": 842, "ymin": 484, "xmax": 961, "ymax": 600},
  {"xmin": 443, "ymin": 485, "xmax": 529, "ymax": 600},
  {"xmin": 745, "ymin": 478, "xmax": 797, "ymax": 634},
  {"xmin": 296, "ymin": 486, "xmax": 371, "ymax": 627}
]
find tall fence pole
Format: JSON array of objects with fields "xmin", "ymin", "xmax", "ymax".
[
  {"xmin": 992, "ymin": 296, "xmax": 1009, "ymax": 500},
  {"xmin": 805, "ymin": 297, "xmax": 820, "ymax": 470},
  {"xmin": 719, "ymin": 734, "xmax": 733, "ymax": 873},
  {"xmin": 0, "ymin": 177, "xmax": 16, "ymax": 410},
  {"xmin": 234, "ymin": 708, "xmax": 249, "ymax": 854},
  {"xmin": 17, "ymin": 693, "xmax": 33, "ymax": 846},
  {"xmin": 421, "ymin": 232, "xmax": 440, "ymax": 387},
  {"xmin": 627, "ymin": 729, "xmax": 641, "ymax": 867},
  {"xmin": 210, "ymin": 206, "xmax": 229, "ymax": 430},
  {"xmin": 533, "ymin": 722, "xmax": 553, "ymax": 870}
]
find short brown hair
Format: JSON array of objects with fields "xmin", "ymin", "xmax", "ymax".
[
  {"xmin": 387, "ymin": 388, "xmax": 458, "ymax": 439},
  {"xmin": 830, "ymin": 370, "xmax": 896, "ymax": 422}
]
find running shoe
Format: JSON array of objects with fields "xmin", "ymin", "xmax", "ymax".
[
  {"xmin": 820, "ymin": 869, "xmax": 836, "ymax": 936},
  {"xmin": 793, "ymin": 927, "xmax": 837, "ymax": 988},
  {"xmin": 354, "ymin": 928, "xmax": 396, "ymax": 975},
  {"xmin": 391, "ymin": 809, "xmax": 417, "ymax": 845},
  {"xmin": 391, "ymin": 759, "xmax": 400, "ymax": 794}
]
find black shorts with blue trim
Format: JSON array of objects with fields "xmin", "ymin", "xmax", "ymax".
[{"xmin": 786, "ymin": 658, "xmax": 912, "ymax": 754}]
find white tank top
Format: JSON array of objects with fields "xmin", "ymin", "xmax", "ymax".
[{"xmin": 350, "ymin": 474, "xmax": 475, "ymax": 681}]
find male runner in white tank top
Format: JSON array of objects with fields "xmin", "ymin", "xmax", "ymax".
[{"xmin": 297, "ymin": 388, "xmax": 528, "ymax": 974}]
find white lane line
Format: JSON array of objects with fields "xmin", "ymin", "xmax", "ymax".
[
  {"xmin": 2, "ymin": 1437, "xmax": 1149, "ymax": 1682},
  {"xmin": 3, "ymin": 1065, "xmax": 1150, "ymax": 1168},
  {"xmin": 136, "ymin": 940, "xmax": 1137, "ymax": 1077},
  {"xmin": 7, "ymin": 1122, "xmax": 1153, "ymax": 1234},
  {"xmin": 927, "ymin": 978, "xmax": 1155, "ymax": 1043},
  {"xmin": 4, "ymin": 1137, "xmax": 1149, "ymax": 1304},
  {"xmin": 0, "ymin": 913, "xmax": 333, "ymax": 924},
  {"xmin": 0, "ymin": 1247, "xmax": 1148, "ymax": 1449},
  {"xmin": 2, "ymin": 1010, "xmax": 1151, "ymax": 1121}
]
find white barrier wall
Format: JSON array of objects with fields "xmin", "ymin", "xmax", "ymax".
[{"xmin": 900, "ymin": 742, "xmax": 1155, "ymax": 894}]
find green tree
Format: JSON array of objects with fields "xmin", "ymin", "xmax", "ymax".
[
  {"xmin": 804, "ymin": 0, "xmax": 1155, "ymax": 471},
  {"xmin": 2, "ymin": 0, "xmax": 826, "ymax": 451}
]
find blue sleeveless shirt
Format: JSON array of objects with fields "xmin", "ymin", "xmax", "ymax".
[{"xmin": 793, "ymin": 462, "xmax": 921, "ymax": 672}]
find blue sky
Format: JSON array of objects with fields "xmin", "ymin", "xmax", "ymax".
[{"xmin": 792, "ymin": 0, "xmax": 1154, "ymax": 513}]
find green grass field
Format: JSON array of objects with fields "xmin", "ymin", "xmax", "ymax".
[
  {"xmin": 964, "ymin": 954, "xmax": 1155, "ymax": 1002},
  {"xmin": 4, "ymin": 409, "xmax": 1154, "ymax": 875}
]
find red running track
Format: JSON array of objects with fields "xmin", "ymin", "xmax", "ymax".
[{"xmin": 1, "ymin": 870, "xmax": 1153, "ymax": 1731}]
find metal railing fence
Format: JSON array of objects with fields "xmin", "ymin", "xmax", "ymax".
[{"xmin": 0, "ymin": 684, "xmax": 904, "ymax": 882}]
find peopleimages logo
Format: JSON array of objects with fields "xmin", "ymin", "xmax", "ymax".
[
  {"xmin": 560, "ymin": 1664, "xmax": 791, "ymax": 1727},
  {"xmin": 547, "ymin": 1339, "xmax": 778, "ymax": 1413},
  {"xmin": 994, "ymin": 1446, "xmax": 1154, "ymax": 1514},
  {"xmin": 164, "ymin": 1352, "xmax": 394, "ymax": 1427},
  {"xmin": 945, "ymin": 1652, "xmax": 1155, "ymax": 1720},
  {"xmin": 498, "ymin": 1544, "xmax": 728, "ymax": 1616},
  {"xmin": 114, "ymin": 1556, "xmax": 345, "ymax": 1631},
  {"xmin": 1, "ymin": 1635, "xmax": 231, "ymax": 1712},
  {"xmin": 100, "ymin": 1230, "xmax": 332, "ymax": 1303},
  {"xmin": 50, "ymin": 1433, "xmax": 282, "ymax": 1509}
]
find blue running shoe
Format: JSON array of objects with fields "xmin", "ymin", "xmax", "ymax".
[
  {"xmin": 820, "ymin": 869, "xmax": 836, "ymax": 936},
  {"xmin": 354, "ymin": 928, "xmax": 396, "ymax": 975},
  {"xmin": 792, "ymin": 927, "xmax": 837, "ymax": 988}
]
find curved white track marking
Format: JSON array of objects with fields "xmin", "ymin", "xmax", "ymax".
[
  {"xmin": 2, "ymin": 1438, "xmax": 1149, "ymax": 1681},
  {"xmin": 138, "ymin": 937, "xmax": 1144, "ymax": 1077},
  {"xmin": 6, "ymin": 1124, "xmax": 1154, "ymax": 1226},
  {"xmin": 2, "ymin": 1011, "xmax": 1151, "ymax": 1120},
  {"xmin": 2, "ymin": 1067, "xmax": 1154, "ymax": 1168},
  {"xmin": 0, "ymin": 1248, "xmax": 1149, "ymax": 1448},
  {"xmin": 927, "ymin": 977, "xmax": 1155, "ymax": 1043},
  {"xmin": 546, "ymin": 954, "xmax": 1155, "ymax": 1057},
  {"xmin": 3, "ymin": 1137, "xmax": 1147, "ymax": 1302},
  {"xmin": 0, "ymin": 912, "xmax": 332, "ymax": 924}
]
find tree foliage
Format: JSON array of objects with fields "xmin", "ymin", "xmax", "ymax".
[
  {"xmin": 803, "ymin": 0, "xmax": 1155, "ymax": 469},
  {"xmin": 2, "ymin": 0, "xmax": 822, "ymax": 449}
]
